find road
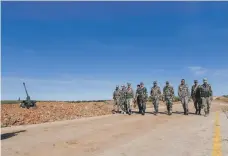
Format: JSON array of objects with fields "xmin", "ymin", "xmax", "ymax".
[{"xmin": 1, "ymin": 101, "xmax": 228, "ymax": 156}]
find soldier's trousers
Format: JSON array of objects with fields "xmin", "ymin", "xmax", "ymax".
[
  {"xmin": 137, "ymin": 98, "xmax": 141, "ymax": 112},
  {"xmin": 138, "ymin": 97, "xmax": 146, "ymax": 113},
  {"xmin": 126, "ymin": 98, "xmax": 133, "ymax": 112},
  {"xmin": 193, "ymin": 97, "xmax": 201, "ymax": 111},
  {"xmin": 180, "ymin": 96, "xmax": 189, "ymax": 112},
  {"xmin": 201, "ymin": 97, "xmax": 211, "ymax": 114},
  {"xmin": 113, "ymin": 99, "xmax": 120, "ymax": 112},
  {"xmin": 152, "ymin": 98, "xmax": 159, "ymax": 113},
  {"xmin": 165, "ymin": 98, "xmax": 173, "ymax": 112}
]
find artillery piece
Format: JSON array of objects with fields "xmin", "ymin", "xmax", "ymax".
[{"xmin": 19, "ymin": 82, "xmax": 37, "ymax": 109}]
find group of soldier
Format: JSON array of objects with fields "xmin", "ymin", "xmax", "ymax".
[{"xmin": 112, "ymin": 78, "xmax": 213, "ymax": 117}]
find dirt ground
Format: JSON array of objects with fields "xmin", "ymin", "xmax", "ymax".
[
  {"xmin": 1, "ymin": 99, "xmax": 228, "ymax": 156},
  {"xmin": 1, "ymin": 100, "xmax": 178, "ymax": 127},
  {"xmin": 1, "ymin": 101, "xmax": 113, "ymax": 127}
]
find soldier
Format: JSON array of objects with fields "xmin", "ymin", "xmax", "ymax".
[
  {"xmin": 112, "ymin": 85, "xmax": 121, "ymax": 114},
  {"xmin": 150, "ymin": 81, "xmax": 161, "ymax": 115},
  {"xmin": 120, "ymin": 85, "xmax": 127, "ymax": 114},
  {"xmin": 135, "ymin": 82, "xmax": 148, "ymax": 115},
  {"xmin": 136, "ymin": 84, "xmax": 141, "ymax": 113},
  {"xmin": 178, "ymin": 79, "xmax": 190, "ymax": 115},
  {"xmin": 163, "ymin": 81, "xmax": 175, "ymax": 115},
  {"xmin": 191, "ymin": 80, "xmax": 201, "ymax": 115},
  {"xmin": 125, "ymin": 83, "xmax": 134, "ymax": 115},
  {"xmin": 199, "ymin": 78, "xmax": 213, "ymax": 117}
]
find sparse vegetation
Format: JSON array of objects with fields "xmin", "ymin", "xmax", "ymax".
[
  {"xmin": 173, "ymin": 96, "xmax": 180, "ymax": 102},
  {"xmin": 1, "ymin": 100, "xmax": 20, "ymax": 104}
]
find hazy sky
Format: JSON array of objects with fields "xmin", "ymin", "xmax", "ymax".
[{"xmin": 2, "ymin": 2, "xmax": 228, "ymax": 100}]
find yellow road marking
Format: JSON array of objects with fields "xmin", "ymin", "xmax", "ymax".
[{"xmin": 212, "ymin": 111, "xmax": 222, "ymax": 156}]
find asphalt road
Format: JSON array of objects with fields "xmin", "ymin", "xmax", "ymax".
[{"xmin": 1, "ymin": 101, "xmax": 228, "ymax": 156}]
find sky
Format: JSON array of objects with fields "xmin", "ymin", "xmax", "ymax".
[{"xmin": 1, "ymin": 1, "xmax": 228, "ymax": 100}]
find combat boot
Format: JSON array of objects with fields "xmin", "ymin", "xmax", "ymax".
[
  {"xmin": 204, "ymin": 111, "xmax": 208, "ymax": 117},
  {"xmin": 184, "ymin": 108, "xmax": 187, "ymax": 115},
  {"xmin": 155, "ymin": 110, "xmax": 158, "ymax": 115},
  {"xmin": 129, "ymin": 109, "xmax": 132, "ymax": 115},
  {"xmin": 186, "ymin": 109, "xmax": 189, "ymax": 115},
  {"xmin": 195, "ymin": 109, "xmax": 198, "ymax": 115},
  {"xmin": 198, "ymin": 108, "xmax": 201, "ymax": 115}
]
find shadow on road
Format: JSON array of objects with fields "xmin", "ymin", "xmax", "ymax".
[{"xmin": 1, "ymin": 130, "xmax": 27, "ymax": 140}]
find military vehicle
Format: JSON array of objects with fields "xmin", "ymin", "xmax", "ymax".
[{"xmin": 19, "ymin": 82, "xmax": 37, "ymax": 109}]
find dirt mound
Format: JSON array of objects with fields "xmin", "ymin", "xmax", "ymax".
[{"xmin": 1, "ymin": 102, "xmax": 113, "ymax": 127}]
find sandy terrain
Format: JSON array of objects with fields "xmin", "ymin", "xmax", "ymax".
[{"xmin": 1, "ymin": 99, "xmax": 228, "ymax": 156}]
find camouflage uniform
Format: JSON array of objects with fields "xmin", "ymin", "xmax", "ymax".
[
  {"xmin": 191, "ymin": 80, "xmax": 201, "ymax": 115},
  {"xmin": 135, "ymin": 82, "xmax": 148, "ymax": 115},
  {"xmin": 119, "ymin": 85, "xmax": 127, "ymax": 114},
  {"xmin": 113, "ymin": 86, "xmax": 121, "ymax": 113},
  {"xmin": 199, "ymin": 78, "xmax": 213, "ymax": 117},
  {"xmin": 126, "ymin": 83, "xmax": 134, "ymax": 115},
  {"xmin": 136, "ymin": 85, "xmax": 141, "ymax": 113},
  {"xmin": 178, "ymin": 79, "xmax": 190, "ymax": 115},
  {"xmin": 150, "ymin": 81, "xmax": 161, "ymax": 115},
  {"xmin": 163, "ymin": 81, "xmax": 174, "ymax": 115}
]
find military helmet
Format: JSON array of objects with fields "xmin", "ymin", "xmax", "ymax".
[
  {"xmin": 166, "ymin": 81, "xmax": 169, "ymax": 84},
  {"xmin": 194, "ymin": 80, "xmax": 198, "ymax": 83},
  {"xmin": 127, "ymin": 83, "xmax": 131, "ymax": 86},
  {"xmin": 203, "ymin": 78, "xmax": 207, "ymax": 82},
  {"xmin": 153, "ymin": 81, "xmax": 157, "ymax": 84},
  {"xmin": 140, "ymin": 82, "xmax": 144, "ymax": 85},
  {"xmin": 116, "ymin": 85, "xmax": 119, "ymax": 88}
]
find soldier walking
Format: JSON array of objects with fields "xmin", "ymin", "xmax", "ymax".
[
  {"xmin": 163, "ymin": 81, "xmax": 175, "ymax": 115},
  {"xmin": 135, "ymin": 82, "xmax": 148, "ymax": 115},
  {"xmin": 136, "ymin": 84, "xmax": 141, "ymax": 113},
  {"xmin": 150, "ymin": 81, "xmax": 161, "ymax": 115},
  {"xmin": 191, "ymin": 80, "xmax": 201, "ymax": 115},
  {"xmin": 112, "ymin": 85, "xmax": 121, "ymax": 114},
  {"xmin": 125, "ymin": 83, "xmax": 134, "ymax": 115},
  {"xmin": 120, "ymin": 85, "xmax": 127, "ymax": 114},
  {"xmin": 199, "ymin": 78, "xmax": 213, "ymax": 117},
  {"xmin": 178, "ymin": 79, "xmax": 190, "ymax": 115}
]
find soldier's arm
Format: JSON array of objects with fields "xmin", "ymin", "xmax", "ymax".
[
  {"xmin": 162, "ymin": 87, "xmax": 165, "ymax": 96},
  {"xmin": 172, "ymin": 87, "xmax": 175, "ymax": 95},
  {"xmin": 187, "ymin": 85, "xmax": 191, "ymax": 97},
  {"xmin": 191, "ymin": 86, "xmax": 194, "ymax": 97},
  {"xmin": 162, "ymin": 87, "xmax": 165, "ymax": 101},
  {"xmin": 178, "ymin": 85, "xmax": 181, "ymax": 97},
  {"xmin": 150, "ymin": 88, "xmax": 153, "ymax": 96},
  {"xmin": 113, "ymin": 91, "xmax": 115, "ymax": 99},
  {"xmin": 145, "ymin": 88, "xmax": 148, "ymax": 99},
  {"xmin": 198, "ymin": 86, "xmax": 202, "ymax": 98},
  {"xmin": 210, "ymin": 85, "xmax": 213, "ymax": 96},
  {"xmin": 209, "ymin": 85, "xmax": 213, "ymax": 98}
]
